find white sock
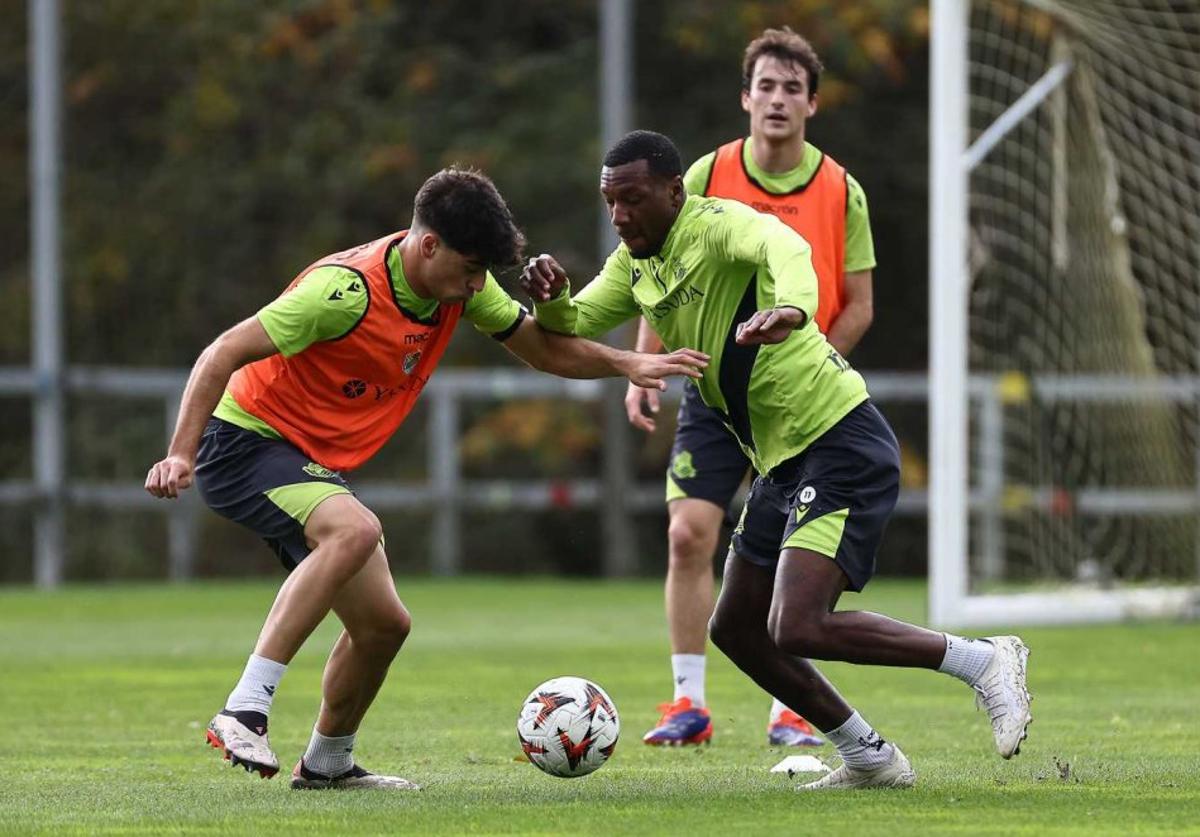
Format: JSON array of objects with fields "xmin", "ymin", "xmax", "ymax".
[
  {"xmin": 225, "ymin": 653, "xmax": 287, "ymax": 716},
  {"xmin": 938, "ymin": 634, "xmax": 995, "ymax": 686},
  {"xmin": 769, "ymin": 697, "xmax": 790, "ymax": 723},
  {"xmin": 304, "ymin": 728, "xmax": 356, "ymax": 777},
  {"xmin": 826, "ymin": 711, "xmax": 894, "ymax": 769},
  {"xmin": 671, "ymin": 654, "xmax": 706, "ymax": 706}
]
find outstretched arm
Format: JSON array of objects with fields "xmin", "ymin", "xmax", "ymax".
[
  {"xmin": 145, "ymin": 317, "xmax": 278, "ymax": 498},
  {"xmin": 501, "ymin": 316, "xmax": 707, "ymax": 389},
  {"xmin": 521, "ymin": 251, "xmax": 641, "ymax": 339}
]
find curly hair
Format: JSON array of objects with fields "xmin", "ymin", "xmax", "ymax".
[
  {"xmin": 413, "ymin": 168, "xmax": 526, "ymax": 269},
  {"xmin": 602, "ymin": 130, "xmax": 683, "ymax": 178}
]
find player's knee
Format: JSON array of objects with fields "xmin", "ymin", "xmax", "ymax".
[
  {"xmin": 333, "ymin": 514, "xmax": 384, "ymax": 567},
  {"xmin": 312, "ymin": 518, "xmax": 382, "ymax": 586},
  {"xmin": 707, "ymin": 611, "xmax": 730, "ymax": 652},
  {"xmin": 667, "ymin": 516, "xmax": 715, "ymax": 567},
  {"xmin": 358, "ymin": 603, "xmax": 411, "ymax": 655},
  {"xmin": 378, "ymin": 605, "xmax": 412, "ymax": 650},
  {"xmin": 768, "ymin": 609, "xmax": 827, "ymax": 658},
  {"xmin": 707, "ymin": 607, "xmax": 744, "ymax": 658}
]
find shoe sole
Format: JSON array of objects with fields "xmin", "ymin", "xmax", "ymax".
[
  {"xmin": 1002, "ymin": 642, "xmax": 1033, "ymax": 760},
  {"xmin": 799, "ymin": 749, "xmax": 916, "ymax": 791},
  {"xmin": 768, "ymin": 733, "xmax": 824, "ymax": 747},
  {"xmin": 206, "ymin": 729, "xmax": 279, "ymax": 779},
  {"xmin": 799, "ymin": 769, "xmax": 916, "ymax": 790},
  {"xmin": 291, "ymin": 777, "xmax": 422, "ymax": 791},
  {"xmin": 643, "ymin": 728, "xmax": 713, "ymax": 747}
]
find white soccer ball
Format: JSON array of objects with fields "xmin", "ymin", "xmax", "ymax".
[{"xmin": 516, "ymin": 676, "xmax": 620, "ymax": 778}]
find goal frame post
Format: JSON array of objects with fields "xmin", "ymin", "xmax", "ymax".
[{"xmin": 928, "ymin": 0, "xmax": 1200, "ymax": 628}]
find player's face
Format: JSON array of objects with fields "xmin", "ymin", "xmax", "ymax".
[
  {"xmin": 420, "ymin": 234, "xmax": 487, "ymax": 303},
  {"xmin": 741, "ymin": 55, "xmax": 817, "ymax": 143},
  {"xmin": 599, "ymin": 160, "xmax": 684, "ymax": 259}
]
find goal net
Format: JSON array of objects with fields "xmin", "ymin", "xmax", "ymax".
[{"xmin": 930, "ymin": 0, "xmax": 1200, "ymax": 626}]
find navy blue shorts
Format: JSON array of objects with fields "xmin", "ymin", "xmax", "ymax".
[
  {"xmin": 666, "ymin": 381, "xmax": 752, "ymax": 511},
  {"xmin": 194, "ymin": 418, "xmax": 353, "ymax": 571},
  {"xmin": 729, "ymin": 401, "xmax": 900, "ymax": 592}
]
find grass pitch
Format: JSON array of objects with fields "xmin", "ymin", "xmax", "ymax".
[{"xmin": 0, "ymin": 578, "xmax": 1196, "ymax": 835}]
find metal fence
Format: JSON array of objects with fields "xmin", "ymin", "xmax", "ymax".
[
  {"xmin": 0, "ymin": 367, "xmax": 934, "ymax": 585},
  {"xmin": 6, "ymin": 366, "xmax": 1200, "ymax": 586}
]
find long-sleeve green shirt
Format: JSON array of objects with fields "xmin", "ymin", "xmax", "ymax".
[{"xmin": 534, "ymin": 194, "xmax": 868, "ymax": 474}]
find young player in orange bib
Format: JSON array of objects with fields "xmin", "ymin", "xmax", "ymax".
[{"xmin": 145, "ymin": 168, "xmax": 707, "ymax": 790}]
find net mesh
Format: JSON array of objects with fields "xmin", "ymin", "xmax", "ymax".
[{"xmin": 965, "ymin": 0, "xmax": 1200, "ymax": 589}]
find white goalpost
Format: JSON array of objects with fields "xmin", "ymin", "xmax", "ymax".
[{"xmin": 929, "ymin": 0, "xmax": 1200, "ymax": 627}]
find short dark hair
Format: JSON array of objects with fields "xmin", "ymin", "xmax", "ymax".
[
  {"xmin": 603, "ymin": 130, "xmax": 683, "ymax": 179},
  {"xmin": 742, "ymin": 26, "xmax": 823, "ymax": 96},
  {"xmin": 413, "ymin": 167, "xmax": 526, "ymax": 268}
]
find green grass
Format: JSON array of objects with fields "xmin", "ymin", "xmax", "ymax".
[{"xmin": 0, "ymin": 579, "xmax": 1196, "ymax": 835}]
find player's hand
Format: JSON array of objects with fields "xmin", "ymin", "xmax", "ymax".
[
  {"xmin": 520, "ymin": 254, "xmax": 569, "ymax": 303},
  {"xmin": 624, "ymin": 381, "xmax": 661, "ymax": 433},
  {"xmin": 145, "ymin": 454, "xmax": 195, "ymax": 499},
  {"xmin": 623, "ymin": 348, "xmax": 708, "ymax": 391},
  {"xmin": 735, "ymin": 306, "xmax": 805, "ymax": 345}
]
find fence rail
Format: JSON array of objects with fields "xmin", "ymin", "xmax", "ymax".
[{"xmin": 4, "ymin": 366, "xmax": 1200, "ymax": 585}]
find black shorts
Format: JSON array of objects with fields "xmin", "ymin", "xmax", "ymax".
[
  {"xmin": 666, "ymin": 381, "xmax": 752, "ymax": 511},
  {"xmin": 729, "ymin": 401, "xmax": 900, "ymax": 592},
  {"xmin": 194, "ymin": 418, "xmax": 353, "ymax": 571}
]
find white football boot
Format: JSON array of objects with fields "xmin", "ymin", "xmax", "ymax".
[
  {"xmin": 974, "ymin": 636, "xmax": 1033, "ymax": 758},
  {"xmin": 797, "ymin": 745, "xmax": 916, "ymax": 790},
  {"xmin": 206, "ymin": 710, "xmax": 279, "ymax": 778},
  {"xmin": 291, "ymin": 759, "xmax": 421, "ymax": 790}
]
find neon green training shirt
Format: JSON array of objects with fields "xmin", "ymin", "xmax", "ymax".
[
  {"xmin": 213, "ymin": 243, "xmax": 524, "ymax": 438},
  {"xmin": 534, "ymin": 194, "xmax": 869, "ymax": 474}
]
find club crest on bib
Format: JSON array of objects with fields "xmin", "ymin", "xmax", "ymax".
[{"xmin": 403, "ymin": 350, "xmax": 422, "ymax": 376}]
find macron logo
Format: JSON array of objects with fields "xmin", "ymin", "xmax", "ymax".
[
  {"xmin": 263, "ymin": 684, "xmax": 276, "ymax": 696},
  {"xmin": 858, "ymin": 733, "xmax": 887, "ymax": 752}
]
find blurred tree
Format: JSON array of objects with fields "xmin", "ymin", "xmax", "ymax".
[
  {"xmin": 0, "ymin": 0, "xmax": 30, "ymax": 366},
  {"xmin": 51, "ymin": 0, "xmax": 604, "ymax": 369},
  {"xmin": 0, "ymin": 0, "xmax": 932, "ymax": 579},
  {"xmin": 1, "ymin": 0, "xmax": 929, "ymax": 370}
]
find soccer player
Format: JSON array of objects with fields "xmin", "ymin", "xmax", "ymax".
[
  {"xmin": 522, "ymin": 131, "xmax": 1032, "ymax": 789},
  {"xmin": 624, "ymin": 28, "xmax": 876, "ymax": 749},
  {"xmin": 144, "ymin": 167, "xmax": 707, "ymax": 791}
]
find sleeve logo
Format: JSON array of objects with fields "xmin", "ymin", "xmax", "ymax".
[
  {"xmin": 303, "ymin": 462, "xmax": 339, "ymax": 480},
  {"xmin": 403, "ymin": 351, "xmax": 422, "ymax": 376},
  {"xmin": 671, "ymin": 450, "xmax": 697, "ymax": 480}
]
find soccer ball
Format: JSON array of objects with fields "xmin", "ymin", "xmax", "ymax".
[{"xmin": 516, "ymin": 676, "xmax": 620, "ymax": 778}]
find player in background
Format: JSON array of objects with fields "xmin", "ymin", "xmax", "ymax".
[
  {"xmin": 625, "ymin": 28, "xmax": 876, "ymax": 749},
  {"xmin": 522, "ymin": 131, "xmax": 1031, "ymax": 789},
  {"xmin": 145, "ymin": 168, "xmax": 707, "ymax": 791}
]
